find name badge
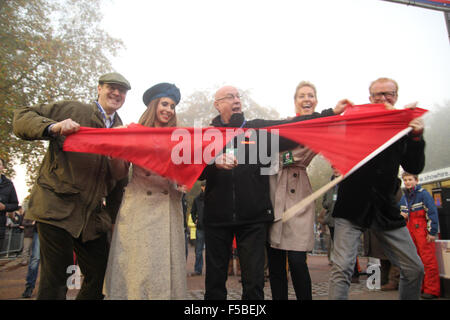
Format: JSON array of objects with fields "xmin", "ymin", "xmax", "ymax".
[
  {"xmin": 282, "ymin": 151, "xmax": 294, "ymax": 166},
  {"xmin": 226, "ymin": 147, "xmax": 237, "ymax": 157}
]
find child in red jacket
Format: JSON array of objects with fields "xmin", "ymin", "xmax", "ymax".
[{"xmin": 400, "ymin": 172, "xmax": 440, "ymax": 299}]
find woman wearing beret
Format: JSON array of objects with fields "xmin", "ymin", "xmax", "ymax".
[{"xmin": 103, "ymin": 83, "xmax": 187, "ymax": 299}]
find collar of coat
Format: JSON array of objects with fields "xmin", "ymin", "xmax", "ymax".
[
  {"xmin": 0, "ymin": 174, "xmax": 12, "ymax": 186},
  {"xmin": 211, "ymin": 112, "xmax": 246, "ymax": 127}
]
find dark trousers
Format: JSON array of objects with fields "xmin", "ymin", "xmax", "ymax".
[
  {"xmin": 267, "ymin": 246, "xmax": 312, "ymax": 300},
  {"xmin": 204, "ymin": 222, "xmax": 268, "ymax": 300},
  {"xmin": 194, "ymin": 228, "xmax": 205, "ymax": 274},
  {"xmin": 36, "ymin": 222, "xmax": 109, "ymax": 300}
]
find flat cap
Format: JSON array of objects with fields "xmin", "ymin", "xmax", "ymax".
[
  {"xmin": 98, "ymin": 72, "xmax": 131, "ymax": 90},
  {"xmin": 143, "ymin": 83, "xmax": 180, "ymax": 106}
]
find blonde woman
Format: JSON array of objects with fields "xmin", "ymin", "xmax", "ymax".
[{"xmin": 268, "ymin": 81, "xmax": 346, "ymax": 300}]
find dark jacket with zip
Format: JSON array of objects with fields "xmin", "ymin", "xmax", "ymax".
[
  {"xmin": 200, "ymin": 110, "xmax": 334, "ymax": 227},
  {"xmin": 0, "ymin": 174, "xmax": 19, "ymax": 215},
  {"xmin": 332, "ymin": 134, "xmax": 425, "ymax": 230},
  {"xmin": 0, "ymin": 174, "xmax": 19, "ymax": 240}
]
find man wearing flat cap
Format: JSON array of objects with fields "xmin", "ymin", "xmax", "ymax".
[{"xmin": 13, "ymin": 72, "xmax": 131, "ymax": 300}]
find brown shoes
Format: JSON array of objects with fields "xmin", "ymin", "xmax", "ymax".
[{"xmin": 381, "ymin": 282, "xmax": 398, "ymax": 291}]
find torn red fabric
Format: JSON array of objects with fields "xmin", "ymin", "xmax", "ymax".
[
  {"xmin": 63, "ymin": 104, "xmax": 427, "ymax": 189},
  {"xmin": 265, "ymin": 104, "xmax": 427, "ymax": 177}
]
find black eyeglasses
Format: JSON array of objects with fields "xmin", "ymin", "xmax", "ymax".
[
  {"xmin": 371, "ymin": 91, "xmax": 397, "ymax": 99},
  {"xmin": 105, "ymin": 83, "xmax": 127, "ymax": 94}
]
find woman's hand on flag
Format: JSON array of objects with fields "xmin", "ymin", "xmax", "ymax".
[{"xmin": 333, "ymin": 99, "xmax": 353, "ymax": 115}]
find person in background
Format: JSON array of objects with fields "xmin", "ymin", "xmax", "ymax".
[
  {"xmin": 0, "ymin": 158, "xmax": 19, "ymax": 252},
  {"xmin": 321, "ymin": 167, "xmax": 340, "ymax": 264},
  {"xmin": 104, "ymin": 83, "xmax": 187, "ymax": 300},
  {"xmin": 13, "ymin": 72, "xmax": 131, "ymax": 299},
  {"xmin": 400, "ymin": 172, "xmax": 440, "ymax": 299},
  {"xmin": 21, "ymin": 200, "xmax": 41, "ymax": 298},
  {"xmin": 191, "ymin": 181, "xmax": 206, "ymax": 276}
]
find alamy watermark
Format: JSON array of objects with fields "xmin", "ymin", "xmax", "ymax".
[
  {"xmin": 66, "ymin": 263, "xmax": 381, "ymax": 292},
  {"xmin": 366, "ymin": 263, "xmax": 381, "ymax": 290},
  {"xmin": 66, "ymin": 265, "xmax": 82, "ymax": 290},
  {"xmin": 170, "ymin": 125, "xmax": 280, "ymax": 175}
]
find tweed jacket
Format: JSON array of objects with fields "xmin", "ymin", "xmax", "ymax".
[{"xmin": 13, "ymin": 100, "xmax": 123, "ymax": 242}]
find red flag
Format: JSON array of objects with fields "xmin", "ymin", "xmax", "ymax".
[
  {"xmin": 63, "ymin": 123, "xmax": 236, "ymax": 189},
  {"xmin": 266, "ymin": 104, "xmax": 427, "ymax": 177},
  {"xmin": 63, "ymin": 104, "xmax": 427, "ymax": 189}
]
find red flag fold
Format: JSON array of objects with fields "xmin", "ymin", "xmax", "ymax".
[{"xmin": 265, "ymin": 104, "xmax": 427, "ymax": 177}]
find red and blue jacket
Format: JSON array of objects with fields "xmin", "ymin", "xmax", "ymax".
[{"xmin": 399, "ymin": 184, "xmax": 439, "ymax": 236}]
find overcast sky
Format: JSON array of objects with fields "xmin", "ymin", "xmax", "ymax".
[
  {"xmin": 12, "ymin": 0, "xmax": 450, "ymax": 203},
  {"xmin": 101, "ymin": 0, "xmax": 450, "ymax": 124}
]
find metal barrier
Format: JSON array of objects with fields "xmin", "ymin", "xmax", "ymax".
[
  {"xmin": 0, "ymin": 227, "xmax": 24, "ymax": 259},
  {"xmin": 312, "ymin": 231, "xmax": 330, "ymax": 255}
]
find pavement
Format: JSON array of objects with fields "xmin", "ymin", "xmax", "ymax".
[
  {"xmin": 184, "ymin": 246, "xmax": 400, "ymax": 301},
  {"xmin": 0, "ymin": 243, "xmax": 446, "ymax": 301}
]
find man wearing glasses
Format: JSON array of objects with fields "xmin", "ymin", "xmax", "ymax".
[
  {"xmin": 200, "ymin": 85, "xmax": 349, "ymax": 300},
  {"xmin": 328, "ymin": 77, "xmax": 426, "ymax": 300},
  {"xmin": 369, "ymin": 77, "xmax": 400, "ymax": 108},
  {"xmin": 13, "ymin": 72, "xmax": 131, "ymax": 299}
]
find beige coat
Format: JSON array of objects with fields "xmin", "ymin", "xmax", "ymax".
[
  {"xmin": 103, "ymin": 165, "xmax": 187, "ymax": 299},
  {"xmin": 269, "ymin": 146, "xmax": 316, "ymax": 252}
]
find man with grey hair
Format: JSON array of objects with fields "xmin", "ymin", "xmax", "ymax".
[
  {"xmin": 13, "ymin": 72, "xmax": 131, "ymax": 300},
  {"xmin": 329, "ymin": 77, "xmax": 426, "ymax": 300},
  {"xmin": 200, "ymin": 85, "xmax": 348, "ymax": 300}
]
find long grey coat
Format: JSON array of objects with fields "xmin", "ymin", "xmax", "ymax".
[
  {"xmin": 103, "ymin": 165, "xmax": 187, "ymax": 299},
  {"xmin": 269, "ymin": 146, "xmax": 316, "ymax": 252}
]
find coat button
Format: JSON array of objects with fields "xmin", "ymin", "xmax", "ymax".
[
  {"xmin": 147, "ymin": 191, "xmax": 152, "ymax": 196},
  {"xmin": 290, "ymin": 189, "xmax": 295, "ymax": 193},
  {"xmin": 293, "ymin": 173, "xmax": 298, "ymax": 178},
  {"xmin": 162, "ymin": 190, "xmax": 169, "ymax": 195}
]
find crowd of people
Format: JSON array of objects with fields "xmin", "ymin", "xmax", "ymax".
[{"xmin": 1, "ymin": 72, "xmax": 441, "ymax": 300}]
